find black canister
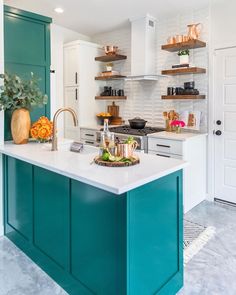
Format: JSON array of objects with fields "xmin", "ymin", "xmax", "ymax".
[{"xmin": 167, "ymin": 87, "xmax": 175, "ymax": 95}]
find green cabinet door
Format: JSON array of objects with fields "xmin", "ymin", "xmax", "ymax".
[
  {"xmin": 71, "ymin": 180, "xmax": 127, "ymax": 295},
  {"xmin": 34, "ymin": 167, "xmax": 70, "ymax": 270},
  {"xmin": 5, "ymin": 157, "xmax": 33, "ymax": 241},
  {"xmin": 4, "ymin": 6, "xmax": 51, "ymax": 140}
]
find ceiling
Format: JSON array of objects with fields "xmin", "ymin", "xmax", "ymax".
[{"xmin": 4, "ymin": 0, "xmax": 209, "ymax": 36}]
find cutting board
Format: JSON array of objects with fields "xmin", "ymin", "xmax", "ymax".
[{"xmin": 107, "ymin": 101, "xmax": 119, "ymax": 117}]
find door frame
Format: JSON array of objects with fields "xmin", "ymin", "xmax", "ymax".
[{"xmin": 208, "ymin": 44, "xmax": 236, "ymax": 201}]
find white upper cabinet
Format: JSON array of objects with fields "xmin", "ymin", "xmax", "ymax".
[
  {"xmin": 64, "ymin": 46, "xmax": 79, "ymax": 87},
  {"xmin": 63, "ymin": 40, "xmax": 105, "ymax": 139}
]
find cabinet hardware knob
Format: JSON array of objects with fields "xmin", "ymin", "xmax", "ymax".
[
  {"xmin": 215, "ymin": 130, "xmax": 222, "ymax": 136},
  {"xmin": 216, "ymin": 120, "xmax": 222, "ymax": 125}
]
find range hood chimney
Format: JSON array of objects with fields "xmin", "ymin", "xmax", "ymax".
[{"xmin": 126, "ymin": 14, "xmax": 160, "ymax": 81}]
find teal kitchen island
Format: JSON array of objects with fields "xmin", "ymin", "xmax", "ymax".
[{"xmin": 0, "ymin": 142, "xmax": 187, "ymax": 295}]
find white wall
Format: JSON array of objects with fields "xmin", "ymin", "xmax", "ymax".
[
  {"xmin": 210, "ymin": 0, "xmax": 236, "ymax": 49},
  {"xmin": 0, "ymin": 0, "xmax": 4, "ymax": 236},
  {"xmin": 92, "ymin": 7, "xmax": 209, "ymax": 132},
  {"xmin": 50, "ymin": 24, "xmax": 90, "ymax": 137}
]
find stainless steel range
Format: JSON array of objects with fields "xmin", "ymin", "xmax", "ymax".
[{"xmin": 96, "ymin": 125, "xmax": 165, "ymax": 153}]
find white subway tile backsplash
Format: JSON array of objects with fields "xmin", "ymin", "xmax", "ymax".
[{"xmin": 92, "ymin": 7, "xmax": 209, "ymax": 131}]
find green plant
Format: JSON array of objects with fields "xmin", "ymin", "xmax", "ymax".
[
  {"xmin": 106, "ymin": 62, "xmax": 113, "ymax": 67},
  {"xmin": 0, "ymin": 72, "xmax": 48, "ymax": 111},
  {"xmin": 178, "ymin": 49, "xmax": 190, "ymax": 56}
]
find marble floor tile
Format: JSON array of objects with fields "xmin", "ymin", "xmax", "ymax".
[
  {"xmin": 0, "ymin": 237, "xmax": 68, "ymax": 295},
  {"xmin": 0, "ymin": 200, "xmax": 236, "ymax": 295},
  {"xmin": 179, "ymin": 200, "xmax": 236, "ymax": 295}
]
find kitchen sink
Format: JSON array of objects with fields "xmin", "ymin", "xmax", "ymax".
[{"xmin": 41, "ymin": 139, "xmax": 98, "ymax": 154}]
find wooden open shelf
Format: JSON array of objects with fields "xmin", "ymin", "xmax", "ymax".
[
  {"xmin": 95, "ymin": 96, "xmax": 127, "ymax": 100},
  {"xmin": 162, "ymin": 67, "xmax": 206, "ymax": 76},
  {"xmin": 95, "ymin": 55, "xmax": 127, "ymax": 62},
  {"xmin": 162, "ymin": 95, "xmax": 206, "ymax": 100},
  {"xmin": 95, "ymin": 75, "xmax": 126, "ymax": 80},
  {"xmin": 161, "ymin": 39, "xmax": 206, "ymax": 52}
]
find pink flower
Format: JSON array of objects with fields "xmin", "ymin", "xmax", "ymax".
[{"xmin": 170, "ymin": 120, "xmax": 186, "ymax": 127}]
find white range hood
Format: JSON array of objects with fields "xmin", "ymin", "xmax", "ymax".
[{"xmin": 127, "ymin": 14, "xmax": 161, "ymax": 81}]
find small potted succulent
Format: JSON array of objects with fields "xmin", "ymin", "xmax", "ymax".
[
  {"xmin": 178, "ymin": 49, "xmax": 190, "ymax": 65},
  {"xmin": 0, "ymin": 72, "xmax": 48, "ymax": 144},
  {"xmin": 106, "ymin": 62, "xmax": 113, "ymax": 72}
]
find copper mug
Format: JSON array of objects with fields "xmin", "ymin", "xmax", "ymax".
[
  {"xmin": 167, "ymin": 36, "xmax": 176, "ymax": 44},
  {"xmin": 117, "ymin": 142, "xmax": 138, "ymax": 158},
  {"xmin": 175, "ymin": 35, "xmax": 183, "ymax": 43}
]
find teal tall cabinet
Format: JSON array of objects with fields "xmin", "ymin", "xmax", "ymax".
[{"xmin": 3, "ymin": 6, "xmax": 51, "ymax": 140}]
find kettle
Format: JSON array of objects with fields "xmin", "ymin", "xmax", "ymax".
[{"xmin": 187, "ymin": 23, "xmax": 202, "ymax": 40}]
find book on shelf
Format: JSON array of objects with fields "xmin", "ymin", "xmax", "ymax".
[
  {"xmin": 100, "ymin": 71, "xmax": 120, "ymax": 77},
  {"xmin": 172, "ymin": 64, "xmax": 190, "ymax": 69}
]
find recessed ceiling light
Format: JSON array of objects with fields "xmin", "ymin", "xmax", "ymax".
[{"xmin": 54, "ymin": 7, "xmax": 64, "ymax": 14}]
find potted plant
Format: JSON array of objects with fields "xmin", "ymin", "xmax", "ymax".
[
  {"xmin": 178, "ymin": 49, "xmax": 190, "ymax": 65},
  {"xmin": 106, "ymin": 62, "xmax": 113, "ymax": 72},
  {"xmin": 0, "ymin": 72, "xmax": 48, "ymax": 144}
]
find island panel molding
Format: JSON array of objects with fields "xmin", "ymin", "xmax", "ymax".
[{"xmin": 3, "ymin": 154, "xmax": 183, "ymax": 295}]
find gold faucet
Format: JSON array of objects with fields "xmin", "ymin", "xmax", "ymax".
[{"xmin": 51, "ymin": 107, "xmax": 78, "ymax": 151}]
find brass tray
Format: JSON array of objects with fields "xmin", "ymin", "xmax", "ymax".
[{"xmin": 94, "ymin": 156, "xmax": 140, "ymax": 167}]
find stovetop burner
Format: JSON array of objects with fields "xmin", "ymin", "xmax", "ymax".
[{"xmin": 108, "ymin": 125, "xmax": 165, "ymax": 136}]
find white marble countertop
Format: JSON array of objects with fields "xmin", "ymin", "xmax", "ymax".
[
  {"xmin": 148, "ymin": 131, "xmax": 208, "ymax": 141},
  {"xmin": 0, "ymin": 141, "xmax": 187, "ymax": 195}
]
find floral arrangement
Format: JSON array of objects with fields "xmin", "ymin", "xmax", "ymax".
[
  {"xmin": 30, "ymin": 116, "xmax": 53, "ymax": 142},
  {"xmin": 170, "ymin": 120, "xmax": 186, "ymax": 133}
]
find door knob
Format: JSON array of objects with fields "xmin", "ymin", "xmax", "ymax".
[
  {"xmin": 216, "ymin": 120, "xmax": 222, "ymax": 125},
  {"xmin": 215, "ymin": 130, "xmax": 222, "ymax": 136}
]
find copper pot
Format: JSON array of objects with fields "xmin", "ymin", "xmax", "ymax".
[{"xmin": 104, "ymin": 46, "xmax": 118, "ymax": 56}]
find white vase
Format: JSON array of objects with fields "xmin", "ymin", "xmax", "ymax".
[
  {"xmin": 179, "ymin": 55, "xmax": 189, "ymax": 65},
  {"xmin": 106, "ymin": 66, "xmax": 113, "ymax": 71}
]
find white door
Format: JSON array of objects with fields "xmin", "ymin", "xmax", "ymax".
[
  {"xmin": 64, "ymin": 87, "xmax": 79, "ymax": 140},
  {"xmin": 214, "ymin": 47, "xmax": 236, "ymax": 203},
  {"xmin": 64, "ymin": 46, "xmax": 79, "ymax": 87}
]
